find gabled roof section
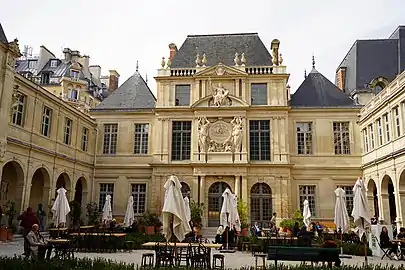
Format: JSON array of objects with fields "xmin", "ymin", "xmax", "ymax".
[
  {"xmin": 291, "ymin": 68, "xmax": 358, "ymax": 108},
  {"xmin": 92, "ymin": 71, "xmax": 156, "ymax": 111},
  {"xmin": 0, "ymin": 23, "xmax": 8, "ymax": 44},
  {"xmin": 171, "ymin": 33, "xmax": 272, "ymax": 68}
]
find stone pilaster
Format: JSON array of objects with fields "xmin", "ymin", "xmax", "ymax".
[{"xmin": 192, "ymin": 175, "xmax": 199, "ymax": 202}]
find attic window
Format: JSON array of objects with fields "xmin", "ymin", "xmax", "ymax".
[
  {"xmin": 28, "ymin": 60, "xmax": 36, "ymax": 69},
  {"xmin": 374, "ymin": 83, "xmax": 384, "ymax": 94},
  {"xmin": 50, "ymin": 60, "xmax": 58, "ymax": 68},
  {"xmin": 71, "ymin": 70, "xmax": 79, "ymax": 81}
]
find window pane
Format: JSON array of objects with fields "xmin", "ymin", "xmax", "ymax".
[
  {"xmin": 249, "ymin": 120, "xmax": 270, "ymax": 161},
  {"xmin": 251, "ymin": 83, "xmax": 268, "ymax": 105},
  {"xmin": 175, "ymin": 85, "xmax": 191, "ymax": 106},
  {"xmin": 132, "ymin": 184, "xmax": 147, "ymax": 214},
  {"xmin": 103, "ymin": 124, "xmax": 118, "ymax": 154},
  {"xmin": 134, "ymin": 124, "xmax": 149, "ymax": 154},
  {"xmin": 299, "ymin": 185, "xmax": 316, "ymax": 216},
  {"xmin": 171, "ymin": 121, "xmax": 191, "ymax": 160}
]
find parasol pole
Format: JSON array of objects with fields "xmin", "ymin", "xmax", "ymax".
[
  {"xmin": 339, "ymin": 227, "xmax": 343, "ymax": 255},
  {"xmin": 362, "ymin": 218, "xmax": 368, "ymax": 266}
]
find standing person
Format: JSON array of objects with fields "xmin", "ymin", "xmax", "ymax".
[
  {"xmin": 270, "ymin": 213, "xmax": 277, "ymax": 225},
  {"xmin": 17, "ymin": 207, "xmax": 40, "ymax": 255},
  {"xmin": 36, "ymin": 204, "xmax": 46, "ymax": 232}
]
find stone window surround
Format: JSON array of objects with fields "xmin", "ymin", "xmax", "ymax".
[
  {"xmin": 102, "ymin": 123, "xmax": 118, "ymax": 155},
  {"xmin": 296, "ymin": 122, "xmax": 313, "ymax": 155},
  {"xmin": 250, "ymin": 83, "xmax": 268, "ymax": 105},
  {"xmin": 131, "ymin": 182, "xmax": 147, "ymax": 215},
  {"xmin": 133, "ymin": 123, "xmax": 149, "ymax": 155},
  {"xmin": 249, "ymin": 119, "xmax": 271, "ymax": 161},
  {"xmin": 174, "ymin": 84, "xmax": 191, "ymax": 106},
  {"xmin": 41, "ymin": 106, "xmax": 52, "ymax": 137},
  {"xmin": 11, "ymin": 92, "xmax": 26, "ymax": 127},
  {"xmin": 63, "ymin": 117, "xmax": 73, "ymax": 145},
  {"xmin": 98, "ymin": 182, "xmax": 114, "ymax": 212}
]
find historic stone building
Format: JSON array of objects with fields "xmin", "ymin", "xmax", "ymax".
[
  {"xmin": 0, "ymin": 24, "xmax": 97, "ymax": 222},
  {"xmin": 359, "ymin": 70, "xmax": 405, "ymax": 227},
  {"xmin": 91, "ymin": 33, "xmax": 362, "ymax": 227}
]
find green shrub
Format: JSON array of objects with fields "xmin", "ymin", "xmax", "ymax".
[{"xmin": 124, "ymin": 232, "xmax": 165, "ymax": 249}]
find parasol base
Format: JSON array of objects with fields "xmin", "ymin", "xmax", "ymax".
[
  {"xmin": 220, "ymin": 249, "xmax": 236, "ymax": 253},
  {"xmin": 339, "ymin": 255, "xmax": 352, "ymax": 259}
]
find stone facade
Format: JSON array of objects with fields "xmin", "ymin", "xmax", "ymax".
[{"xmin": 360, "ymin": 70, "xmax": 405, "ymax": 227}]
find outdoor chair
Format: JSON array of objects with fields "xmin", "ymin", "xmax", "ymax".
[
  {"xmin": 213, "ymin": 253, "xmax": 225, "ymax": 270},
  {"xmin": 190, "ymin": 243, "xmax": 210, "ymax": 268},
  {"xmin": 372, "ymin": 235, "xmax": 392, "ymax": 260},
  {"xmin": 155, "ymin": 243, "xmax": 175, "ymax": 267},
  {"xmin": 175, "ymin": 246, "xmax": 191, "ymax": 267}
]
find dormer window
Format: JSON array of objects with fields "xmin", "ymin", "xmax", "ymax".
[
  {"xmin": 374, "ymin": 83, "xmax": 384, "ymax": 94},
  {"xmin": 41, "ymin": 73, "xmax": 50, "ymax": 84},
  {"xmin": 71, "ymin": 70, "xmax": 79, "ymax": 81},
  {"xmin": 50, "ymin": 60, "xmax": 58, "ymax": 68},
  {"xmin": 28, "ymin": 60, "xmax": 36, "ymax": 69}
]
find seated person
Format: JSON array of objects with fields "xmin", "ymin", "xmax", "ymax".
[
  {"xmin": 292, "ymin": 222, "xmax": 300, "ymax": 237},
  {"xmin": 269, "ymin": 223, "xmax": 278, "ymax": 236},
  {"xmin": 380, "ymin": 226, "xmax": 398, "ymax": 260},
  {"xmin": 253, "ymin": 222, "xmax": 264, "ymax": 237},
  {"xmin": 397, "ymin": 227, "xmax": 405, "ymax": 239},
  {"xmin": 26, "ymin": 224, "xmax": 52, "ymax": 260},
  {"xmin": 315, "ymin": 222, "xmax": 323, "ymax": 236},
  {"xmin": 297, "ymin": 226, "xmax": 312, "ymax": 246},
  {"xmin": 214, "ymin": 225, "xmax": 224, "ymax": 244},
  {"xmin": 320, "ymin": 235, "xmax": 341, "ymax": 267},
  {"xmin": 109, "ymin": 219, "xmax": 118, "ymax": 230}
]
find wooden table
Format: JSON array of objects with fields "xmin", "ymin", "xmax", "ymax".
[
  {"xmin": 142, "ymin": 242, "xmax": 221, "ymax": 248},
  {"xmin": 69, "ymin": 232, "xmax": 127, "ymax": 237}
]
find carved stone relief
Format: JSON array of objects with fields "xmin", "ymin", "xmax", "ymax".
[
  {"xmin": 207, "ymin": 79, "xmax": 232, "ymax": 107},
  {"xmin": 197, "ymin": 117, "xmax": 244, "ymax": 154},
  {"xmin": 0, "ymin": 139, "xmax": 6, "ymax": 160}
]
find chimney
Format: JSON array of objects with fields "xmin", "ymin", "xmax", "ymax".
[
  {"xmin": 169, "ymin": 43, "xmax": 177, "ymax": 60},
  {"xmin": 78, "ymin": 55, "xmax": 90, "ymax": 78},
  {"xmin": 108, "ymin": 70, "xmax": 120, "ymax": 93},
  {"xmin": 71, "ymin": 50, "xmax": 80, "ymax": 62},
  {"xmin": 89, "ymin": 65, "xmax": 101, "ymax": 79},
  {"xmin": 63, "ymin": 48, "xmax": 72, "ymax": 61}
]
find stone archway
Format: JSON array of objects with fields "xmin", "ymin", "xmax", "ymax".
[
  {"xmin": 180, "ymin": 182, "xmax": 191, "ymax": 198},
  {"xmin": 381, "ymin": 175, "xmax": 396, "ymax": 224},
  {"xmin": 367, "ymin": 179, "xmax": 379, "ymax": 218},
  {"xmin": 398, "ymin": 170, "xmax": 405, "ymax": 224},
  {"xmin": 55, "ymin": 173, "xmax": 71, "ymax": 200},
  {"xmin": 1, "ymin": 161, "xmax": 25, "ymax": 217},
  {"xmin": 29, "ymin": 168, "xmax": 51, "ymax": 212},
  {"xmin": 250, "ymin": 183, "xmax": 272, "ymax": 226},
  {"xmin": 74, "ymin": 177, "xmax": 88, "ymax": 206},
  {"xmin": 208, "ymin": 181, "xmax": 231, "ymax": 227}
]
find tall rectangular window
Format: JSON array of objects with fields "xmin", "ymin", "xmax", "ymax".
[
  {"xmin": 171, "ymin": 121, "xmax": 191, "ymax": 160},
  {"xmin": 363, "ymin": 128, "xmax": 369, "ymax": 153},
  {"xmin": 81, "ymin": 127, "xmax": 88, "ymax": 152},
  {"xmin": 394, "ymin": 106, "xmax": 401, "ymax": 138},
  {"xmin": 333, "ymin": 122, "xmax": 350, "ymax": 154},
  {"xmin": 377, "ymin": 118, "xmax": 383, "ymax": 146},
  {"xmin": 369, "ymin": 124, "xmax": 375, "ymax": 150},
  {"xmin": 11, "ymin": 93, "xmax": 25, "ymax": 127},
  {"xmin": 99, "ymin": 183, "xmax": 114, "ymax": 212},
  {"xmin": 41, "ymin": 106, "xmax": 52, "ymax": 137},
  {"xmin": 384, "ymin": 113, "xmax": 390, "ymax": 142},
  {"xmin": 134, "ymin": 124, "xmax": 149, "ymax": 154},
  {"xmin": 251, "ymin": 83, "xmax": 268, "ymax": 105},
  {"xmin": 337, "ymin": 185, "xmax": 354, "ymax": 215},
  {"xmin": 132, "ymin": 184, "xmax": 147, "ymax": 215},
  {"xmin": 103, "ymin": 124, "xmax": 118, "ymax": 154},
  {"xmin": 249, "ymin": 120, "xmax": 270, "ymax": 160},
  {"xmin": 296, "ymin": 122, "xmax": 313, "ymax": 155},
  {"xmin": 175, "ymin": 85, "xmax": 191, "ymax": 106},
  {"xmin": 63, "ymin": 118, "xmax": 73, "ymax": 145},
  {"xmin": 299, "ymin": 185, "xmax": 316, "ymax": 216}
]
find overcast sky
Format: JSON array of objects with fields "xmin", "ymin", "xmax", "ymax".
[{"xmin": 1, "ymin": 0, "xmax": 404, "ymax": 94}]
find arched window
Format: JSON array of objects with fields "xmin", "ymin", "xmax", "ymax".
[
  {"xmin": 250, "ymin": 183, "xmax": 272, "ymax": 226},
  {"xmin": 180, "ymin": 182, "xmax": 190, "ymax": 198},
  {"xmin": 375, "ymin": 83, "xmax": 384, "ymax": 94}
]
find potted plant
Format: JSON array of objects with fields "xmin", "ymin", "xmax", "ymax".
[
  {"xmin": 237, "ymin": 199, "xmax": 249, "ymax": 236},
  {"xmin": 279, "ymin": 210, "xmax": 303, "ymax": 233},
  {"xmin": 190, "ymin": 200, "xmax": 204, "ymax": 230},
  {"xmin": 5, "ymin": 201, "xmax": 16, "ymax": 241},
  {"xmin": 143, "ymin": 212, "xmax": 159, "ymax": 235},
  {"xmin": 86, "ymin": 202, "xmax": 99, "ymax": 226}
]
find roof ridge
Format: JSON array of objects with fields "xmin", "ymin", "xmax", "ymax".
[{"xmin": 187, "ymin": 33, "xmax": 258, "ymax": 38}]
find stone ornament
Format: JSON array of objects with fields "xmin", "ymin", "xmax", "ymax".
[
  {"xmin": 234, "ymin": 52, "xmax": 240, "ymax": 66},
  {"xmin": 197, "ymin": 116, "xmax": 210, "ymax": 153},
  {"xmin": 201, "ymin": 54, "xmax": 207, "ymax": 67},
  {"xmin": 161, "ymin": 57, "xmax": 165, "ymax": 68},
  {"xmin": 215, "ymin": 66, "xmax": 225, "ymax": 76},
  {"xmin": 240, "ymin": 53, "xmax": 246, "ymax": 66},
  {"xmin": 279, "ymin": 53, "xmax": 283, "ymax": 65},
  {"xmin": 166, "ymin": 57, "xmax": 171, "ymax": 68},
  {"xmin": 197, "ymin": 117, "xmax": 244, "ymax": 154},
  {"xmin": 195, "ymin": 53, "xmax": 201, "ymax": 67},
  {"xmin": 0, "ymin": 140, "xmax": 6, "ymax": 160},
  {"xmin": 7, "ymin": 38, "xmax": 22, "ymax": 67},
  {"xmin": 208, "ymin": 78, "xmax": 231, "ymax": 107}
]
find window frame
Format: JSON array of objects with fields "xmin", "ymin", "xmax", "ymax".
[
  {"xmin": 383, "ymin": 113, "xmax": 390, "ymax": 142},
  {"xmin": 363, "ymin": 128, "xmax": 369, "ymax": 153},
  {"xmin": 337, "ymin": 185, "xmax": 354, "ymax": 216},
  {"xmin": 394, "ymin": 106, "xmax": 401, "ymax": 138},
  {"xmin": 249, "ymin": 120, "xmax": 271, "ymax": 161},
  {"xmin": 134, "ymin": 123, "xmax": 149, "ymax": 155},
  {"xmin": 131, "ymin": 183, "xmax": 147, "ymax": 215},
  {"xmin": 171, "ymin": 121, "xmax": 192, "ymax": 161},
  {"xmin": 81, "ymin": 127, "xmax": 88, "ymax": 152},
  {"xmin": 174, "ymin": 85, "xmax": 191, "ymax": 106},
  {"xmin": 299, "ymin": 185, "xmax": 316, "ymax": 217},
  {"xmin": 250, "ymin": 83, "xmax": 268, "ymax": 105},
  {"xmin": 377, "ymin": 118, "xmax": 383, "ymax": 146},
  {"xmin": 296, "ymin": 122, "xmax": 313, "ymax": 155},
  {"xmin": 41, "ymin": 106, "xmax": 52, "ymax": 137},
  {"xmin": 63, "ymin": 117, "xmax": 73, "ymax": 145},
  {"xmin": 333, "ymin": 122, "xmax": 351, "ymax": 155},
  {"xmin": 11, "ymin": 93, "xmax": 26, "ymax": 127},
  {"xmin": 368, "ymin": 124, "xmax": 375, "ymax": 150},
  {"xmin": 98, "ymin": 183, "xmax": 114, "ymax": 212},
  {"xmin": 102, "ymin": 123, "xmax": 118, "ymax": 155}
]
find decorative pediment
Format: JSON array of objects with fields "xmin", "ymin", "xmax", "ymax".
[
  {"xmin": 194, "ymin": 63, "xmax": 247, "ymax": 77},
  {"xmin": 191, "ymin": 94, "xmax": 249, "ymax": 108}
]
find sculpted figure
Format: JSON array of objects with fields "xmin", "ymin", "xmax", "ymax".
[
  {"xmin": 198, "ymin": 117, "xmax": 210, "ymax": 152},
  {"xmin": 209, "ymin": 79, "xmax": 229, "ymax": 107},
  {"xmin": 231, "ymin": 117, "xmax": 243, "ymax": 152}
]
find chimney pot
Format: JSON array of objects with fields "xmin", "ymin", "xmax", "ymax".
[
  {"xmin": 169, "ymin": 43, "xmax": 178, "ymax": 60},
  {"xmin": 108, "ymin": 69, "xmax": 120, "ymax": 93}
]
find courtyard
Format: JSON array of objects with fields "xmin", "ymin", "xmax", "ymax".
[{"xmin": 1, "ymin": 237, "xmax": 405, "ymax": 268}]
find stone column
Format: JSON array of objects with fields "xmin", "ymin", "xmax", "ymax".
[
  {"xmin": 192, "ymin": 175, "xmax": 199, "ymax": 202},
  {"xmin": 272, "ymin": 117, "xmax": 280, "ymax": 162},
  {"xmin": 381, "ymin": 193, "xmax": 390, "ymax": 223},
  {"xmin": 367, "ymin": 194, "xmax": 375, "ymax": 218},
  {"xmin": 199, "ymin": 176, "xmax": 206, "ymax": 226},
  {"xmin": 162, "ymin": 119, "xmax": 170, "ymax": 162},
  {"xmin": 399, "ymin": 191, "xmax": 405, "ymax": 229},
  {"xmin": 241, "ymin": 176, "xmax": 248, "ymax": 223},
  {"xmin": 234, "ymin": 175, "xmax": 240, "ymax": 197},
  {"xmin": 279, "ymin": 117, "xmax": 287, "ymax": 162}
]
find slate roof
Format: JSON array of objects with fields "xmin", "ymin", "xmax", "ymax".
[
  {"xmin": 290, "ymin": 68, "xmax": 358, "ymax": 108},
  {"xmin": 171, "ymin": 33, "xmax": 272, "ymax": 68},
  {"xmin": 0, "ymin": 23, "xmax": 8, "ymax": 44},
  {"xmin": 92, "ymin": 71, "xmax": 156, "ymax": 111}
]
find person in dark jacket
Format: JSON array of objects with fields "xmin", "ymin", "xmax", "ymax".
[
  {"xmin": 380, "ymin": 226, "xmax": 398, "ymax": 260},
  {"xmin": 18, "ymin": 207, "xmax": 40, "ymax": 255},
  {"xmin": 292, "ymin": 222, "xmax": 300, "ymax": 237}
]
